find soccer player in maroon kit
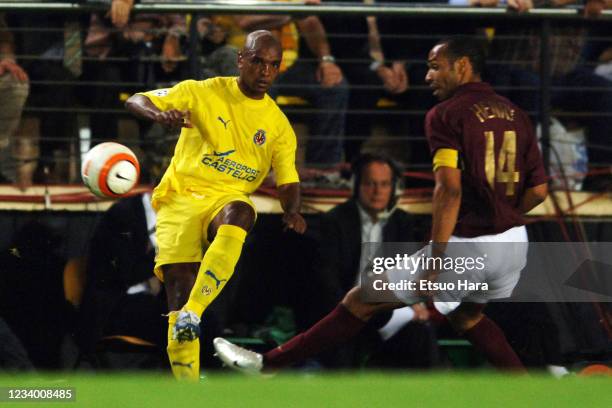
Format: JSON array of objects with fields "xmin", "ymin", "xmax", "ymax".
[{"xmin": 214, "ymin": 36, "xmax": 549, "ymax": 373}]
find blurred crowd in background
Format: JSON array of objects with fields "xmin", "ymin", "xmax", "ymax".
[
  {"xmin": 1, "ymin": 0, "xmax": 612, "ymax": 191},
  {"xmin": 1, "ymin": 1, "xmax": 612, "ymax": 375}
]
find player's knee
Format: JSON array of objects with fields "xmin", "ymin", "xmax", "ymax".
[
  {"xmin": 227, "ymin": 204, "xmax": 255, "ymax": 231},
  {"xmin": 341, "ymin": 287, "xmax": 361, "ymax": 306},
  {"xmin": 341, "ymin": 287, "xmax": 374, "ymax": 321},
  {"xmin": 211, "ymin": 202, "xmax": 255, "ymax": 237}
]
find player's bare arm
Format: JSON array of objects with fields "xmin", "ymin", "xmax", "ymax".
[
  {"xmin": 278, "ymin": 182, "xmax": 307, "ymax": 234},
  {"xmin": 125, "ymin": 94, "xmax": 192, "ymax": 129},
  {"xmin": 418, "ymin": 165, "xmax": 461, "ymax": 294},
  {"xmin": 519, "ymin": 183, "xmax": 548, "ymax": 214},
  {"xmin": 431, "ymin": 166, "xmax": 462, "ymax": 249}
]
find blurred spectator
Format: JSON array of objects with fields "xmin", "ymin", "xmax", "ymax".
[
  {"xmin": 234, "ymin": 0, "xmax": 349, "ymax": 168},
  {"xmin": 321, "ymin": 0, "xmax": 409, "ymax": 163},
  {"xmin": 313, "ymin": 153, "xmax": 437, "ymax": 368},
  {"xmin": 0, "ymin": 220, "xmax": 72, "ymax": 370},
  {"xmin": 487, "ymin": 0, "xmax": 612, "ymax": 186},
  {"xmin": 4, "ymin": 5, "xmax": 85, "ymax": 183},
  {"xmin": 77, "ymin": 193, "xmax": 167, "ymax": 368},
  {"xmin": 0, "ymin": 13, "xmax": 30, "ymax": 189},
  {"xmin": 82, "ymin": 2, "xmax": 186, "ymax": 147},
  {"xmin": 196, "ymin": 16, "xmax": 239, "ymax": 78}
]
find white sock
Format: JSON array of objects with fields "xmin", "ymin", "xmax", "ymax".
[{"xmin": 378, "ymin": 306, "xmax": 415, "ymax": 341}]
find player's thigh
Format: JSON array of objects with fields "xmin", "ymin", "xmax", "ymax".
[
  {"xmin": 452, "ymin": 226, "xmax": 528, "ymax": 302},
  {"xmin": 206, "ymin": 195, "xmax": 256, "ymax": 241},
  {"xmin": 484, "ymin": 230, "xmax": 527, "ymax": 299},
  {"xmin": 474, "ymin": 266, "xmax": 522, "ymax": 302},
  {"xmin": 155, "ymin": 194, "xmax": 208, "ymax": 280}
]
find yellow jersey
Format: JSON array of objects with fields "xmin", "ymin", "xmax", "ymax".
[{"xmin": 139, "ymin": 77, "xmax": 299, "ymax": 208}]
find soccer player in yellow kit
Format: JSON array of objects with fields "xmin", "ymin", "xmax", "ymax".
[{"xmin": 125, "ymin": 30, "xmax": 306, "ymax": 380}]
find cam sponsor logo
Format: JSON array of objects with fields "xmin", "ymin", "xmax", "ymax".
[
  {"xmin": 205, "ymin": 270, "xmax": 228, "ymax": 289},
  {"xmin": 253, "ymin": 129, "xmax": 266, "ymax": 146},
  {"xmin": 217, "ymin": 116, "xmax": 231, "ymax": 129}
]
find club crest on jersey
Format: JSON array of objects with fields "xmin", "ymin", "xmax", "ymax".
[
  {"xmin": 152, "ymin": 89, "xmax": 169, "ymax": 97},
  {"xmin": 253, "ymin": 129, "xmax": 266, "ymax": 146}
]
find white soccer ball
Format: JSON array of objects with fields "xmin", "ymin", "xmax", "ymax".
[{"xmin": 81, "ymin": 142, "xmax": 140, "ymax": 198}]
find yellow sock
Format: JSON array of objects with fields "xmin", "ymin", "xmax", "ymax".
[
  {"xmin": 185, "ymin": 224, "xmax": 247, "ymax": 316},
  {"xmin": 167, "ymin": 311, "xmax": 200, "ymax": 381}
]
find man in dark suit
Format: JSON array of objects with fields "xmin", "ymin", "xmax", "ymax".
[
  {"xmin": 77, "ymin": 193, "xmax": 167, "ymax": 368},
  {"xmin": 315, "ymin": 153, "xmax": 438, "ymax": 368}
]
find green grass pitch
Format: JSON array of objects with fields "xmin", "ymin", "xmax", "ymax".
[{"xmin": 1, "ymin": 372, "xmax": 611, "ymax": 407}]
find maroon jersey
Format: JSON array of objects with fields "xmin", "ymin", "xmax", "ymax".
[{"xmin": 425, "ymin": 82, "xmax": 547, "ymax": 237}]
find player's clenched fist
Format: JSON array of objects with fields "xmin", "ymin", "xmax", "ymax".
[
  {"xmin": 282, "ymin": 212, "xmax": 307, "ymax": 234},
  {"xmin": 154, "ymin": 110, "xmax": 192, "ymax": 129}
]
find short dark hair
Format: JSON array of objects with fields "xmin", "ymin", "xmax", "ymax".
[{"xmin": 438, "ymin": 35, "xmax": 487, "ymax": 75}]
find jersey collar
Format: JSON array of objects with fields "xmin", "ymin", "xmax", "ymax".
[
  {"xmin": 453, "ymin": 82, "xmax": 494, "ymax": 97},
  {"xmin": 230, "ymin": 77, "xmax": 271, "ymax": 109}
]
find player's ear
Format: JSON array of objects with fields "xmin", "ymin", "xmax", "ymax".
[
  {"xmin": 237, "ymin": 51, "xmax": 244, "ymax": 69},
  {"xmin": 456, "ymin": 57, "xmax": 466, "ymax": 73},
  {"xmin": 456, "ymin": 56, "xmax": 471, "ymax": 79}
]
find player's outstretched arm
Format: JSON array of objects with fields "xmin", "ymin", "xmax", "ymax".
[
  {"xmin": 519, "ymin": 182, "xmax": 548, "ymax": 214},
  {"xmin": 125, "ymin": 94, "xmax": 191, "ymax": 129},
  {"xmin": 431, "ymin": 166, "xmax": 462, "ymax": 248},
  {"xmin": 278, "ymin": 182, "xmax": 306, "ymax": 234}
]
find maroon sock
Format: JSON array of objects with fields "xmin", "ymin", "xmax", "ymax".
[
  {"xmin": 464, "ymin": 316, "xmax": 526, "ymax": 372},
  {"xmin": 264, "ymin": 304, "xmax": 365, "ymax": 369}
]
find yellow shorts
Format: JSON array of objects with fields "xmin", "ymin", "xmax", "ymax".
[{"xmin": 153, "ymin": 191, "xmax": 256, "ymax": 281}]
